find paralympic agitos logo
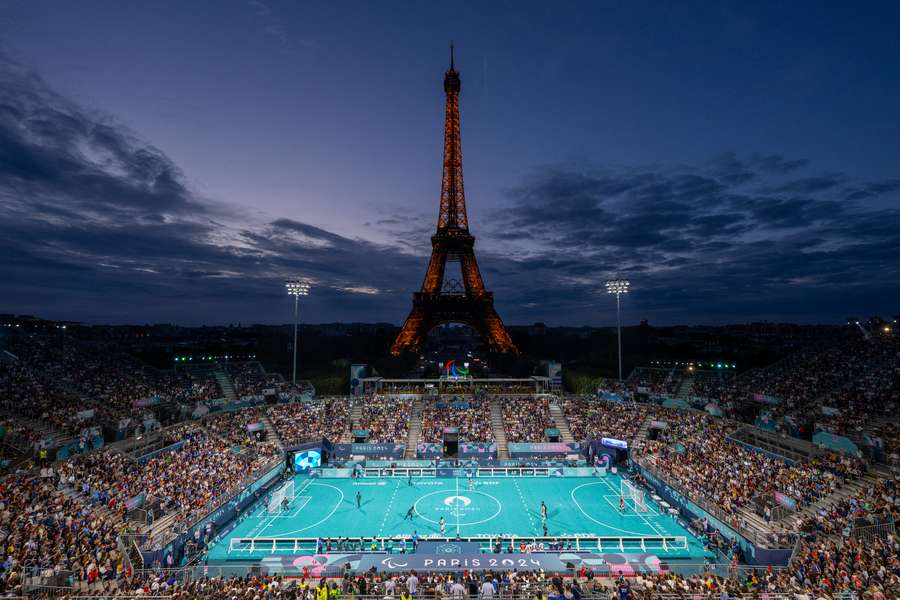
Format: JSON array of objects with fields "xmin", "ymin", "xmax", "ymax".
[{"xmin": 443, "ymin": 360, "xmax": 469, "ymax": 378}]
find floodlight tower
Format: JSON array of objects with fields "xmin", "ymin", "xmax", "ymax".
[
  {"xmin": 285, "ymin": 279, "xmax": 311, "ymax": 385},
  {"xmin": 605, "ymin": 279, "xmax": 630, "ymax": 381}
]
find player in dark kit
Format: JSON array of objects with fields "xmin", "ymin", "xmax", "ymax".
[
  {"xmin": 356, "ymin": 491, "xmax": 362, "ymax": 509},
  {"xmin": 404, "ymin": 505, "xmax": 415, "ymax": 520}
]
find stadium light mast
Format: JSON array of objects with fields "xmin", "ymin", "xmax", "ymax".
[
  {"xmin": 285, "ymin": 279, "xmax": 311, "ymax": 385},
  {"xmin": 605, "ymin": 279, "xmax": 630, "ymax": 381}
]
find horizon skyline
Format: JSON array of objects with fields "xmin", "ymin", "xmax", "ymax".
[{"xmin": 2, "ymin": 2, "xmax": 899, "ymax": 327}]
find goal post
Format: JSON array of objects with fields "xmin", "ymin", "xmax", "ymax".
[
  {"xmin": 268, "ymin": 479, "xmax": 295, "ymax": 514},
  {"xmin": 620, "ymin": 478, "xmax": 648, "ymax": 513}
]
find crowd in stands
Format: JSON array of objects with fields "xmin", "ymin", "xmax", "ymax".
[
  {"xmin": 420, "ymin": 398, "xmax": 493, "ymax": 442},
  {"xmin": 204, "ymin": 409, "xmax": 280, "ymax": 459},
  {"xmin": 65, "ymin": 423, "xmax": 276, "ymax": 524},
  {"xmin": 0, "ymin": 334, "xmax": 222, "ymax": 444},
  {"xmin": 356, "ymin": 396, "xmax": 412, "ymax": 443},
  {"xmin": 502, "ymin": 397, "xmax": 551, "ymax": 442},
  {"xmin": 225, "ymin": 362, "xmax": 276, "ymax": 398},
  {"xmin": 626, "ymin": 367, "xmax": 683, "ymax": 396},
  {"xmin": 690, "ymin": 369, "xmax": 736, "ymax": 402},
  {"xmin": 265, "ymin": 401, "xmax": 351, "ymax": 446},
  {"xmin": 641, "ymin": 410, "xmax": 864, "ymax": 518},
  {"xmin": 718, "ymin": 332, "xmax": 900, "ymax": 455},
  {"xmin": 561, "ymin": 397, "xmax": 653, "ymax": 443}
]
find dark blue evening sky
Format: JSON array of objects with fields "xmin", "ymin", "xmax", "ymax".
[{"xmin": 1, "ymin": 1, "xmax": 899, "ymax": 325}]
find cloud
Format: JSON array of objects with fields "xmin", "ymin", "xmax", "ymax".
[
  {"xmin": 0, "ymin": 55, "xmax": 422, "ymax": 324},
  {"xmin": 2, "ymin": 53, "xmax": 898, "ymax": 326},
  {"xmin": 485, "ymin": 156, "xmax": 900, "ymax": 323}
]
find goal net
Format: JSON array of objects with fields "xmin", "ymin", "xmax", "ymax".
[
  {"xmin": 268, "ymin": 480, "xmax": 295, "ymax": 514},
  {"xmin": 620, "ymin": 478, "xmax": 648, "ymax": 512}
]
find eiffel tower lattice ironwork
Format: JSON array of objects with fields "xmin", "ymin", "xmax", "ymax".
[{"xmin": 391, "ymin": 47, "xmax": 517, "ymax": 356}]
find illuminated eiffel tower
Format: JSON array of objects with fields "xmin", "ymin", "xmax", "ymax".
[{"xmin": 391, "ymin": 47, "xmax": 517, "ymax": 356}]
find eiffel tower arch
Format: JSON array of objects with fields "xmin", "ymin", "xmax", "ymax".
[{"xmin": 391, "ymin": 47, "xmax": 517, "ymax": 356}]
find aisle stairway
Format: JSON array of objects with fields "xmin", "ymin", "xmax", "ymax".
[
  {"xmin": 630, "ymin": 414, "xmax": 656, "ymax": 457},
  {"xmin": 490, "ymin": 397, "xmax": 509, "ymax": 459},
  {"xmin": 349, "ymin": 402, "xmax": 362, "ymax": 433},
  {"xmin": 404, "ymin": 398, "xmax": 424, "ymax": 458},
  {"xmin": 778, "ymin": 471, "xmax": 881, "ymax": 527},
  {"xmin": 675, "ymin": 376, "xmax": 694, "ymax": 401},
  {"xmin": 260, "ymin": 414, "xmax": 285, "ymax": 451},
  {"xmin": 548, "ymin": 399, "xmax": 575, "ymax": 444},
  {"xmin": 214, "ymin": 369, "xmax": 238, "ymax": 403}
]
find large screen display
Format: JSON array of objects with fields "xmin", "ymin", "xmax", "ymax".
[{"xmin": 292, "ymin": 448, "xmax": 322, "ymax": 472}]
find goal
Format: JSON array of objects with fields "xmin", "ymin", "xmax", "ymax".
[
  {"xmin": 620, "ymin": 478, "xmax": 648, "ymax": 512},
  {"xmin": 268, "ymin": 480, "xmax": 295, "ymax": 514}
]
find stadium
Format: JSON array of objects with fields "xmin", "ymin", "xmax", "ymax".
[
  {"xmin": 2, "ymin": 6, "xmax": 900, "ymax": 599},
  {"xmin": 0, "ymin": 319, "xmax": 897, "ymax": 599}
]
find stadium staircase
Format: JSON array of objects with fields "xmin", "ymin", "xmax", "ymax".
[
  {"xmin": 260, "ymin": 415, "xmax": 285, "ymax": 452},
  {"xmin": 349, "ymin": 402, "xmax": 362, "ymax": 435},
  {"xmin": 630, "ymin": 414, "xmax": 655, "ymax": 456},
  {"xmin": 777, "ymin": 470, "xmax": 882, "ymax": 528},
  {"xmin": 675, "ymin": 376, "xmax": 694, "ymax": 401},
  {"xmin": 404, "ymin": 398, "xmax": 424, "ymax": 458},
  {"xmin": 214, "ymin": 368, "xmax": 238, "ymax": 403},
  {"xmin": 548, "ymin": 399, "xmax": 575, "ymax": 444},
  {"xmin": 490, "ymin": 397, "xmax": 509, "ymax": 459}
]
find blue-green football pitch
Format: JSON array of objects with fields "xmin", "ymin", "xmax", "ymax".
[{"xmin": 208, "ymin": 474, "xmax": 710, "ymax": 562}]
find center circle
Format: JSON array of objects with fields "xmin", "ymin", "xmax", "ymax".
[{"xmin": 413, "ymin": 489, "xmax": 502, "ymax": 526}]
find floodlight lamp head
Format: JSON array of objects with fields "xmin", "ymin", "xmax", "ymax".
[
  {"xmin": 605, "ymin": 279, "xmax": 631, "ymax": 295},
  {"xmin": 285, "ymin": 279, "xmax": 311, "ymax": 297}
]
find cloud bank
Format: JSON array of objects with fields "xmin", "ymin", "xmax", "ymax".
[{"xmin": 2, "ymin": 56, "xmax": 898, "ymax": 325}]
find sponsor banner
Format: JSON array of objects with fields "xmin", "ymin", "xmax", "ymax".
[
  {"xmin": 562, "ymin": 467, "xmax": 597, "ymax": 477},
  {"xmin": 368, "ymin": 459, "xmax": 434, "ymax": 468},
  {"xmin": 134, "ymin": 395, "xmax": 162, "ymax": 408},
  {"xmin": 350, "ymin": 364, "xmax": 367, "ymax": 396},
  {"xmin": 436, "ymin": 467, "xmax": 473, "ymax": 478},
  {"xmin": 416, "ymin": 443, "xmax": 443, "ymax": 459},
  {"xmin": 704, "ymin": 403, "xmax": 723, "ymax": 417},
  {"xmin": 752, "ymin": 393, "xmax": 782, "ymax": 405},
  {"xmin": 246, "ymin": 422, "xmax": 265, "ymax": 432},
  {"xmin": 358, "ymin": 553, "xmax": 564, "ymax": 573},
  {"xmin": 415, "ymin": 541, "xmax": 482, "ymax": 554},
  {"xmin": 600, "ymin": 391, "xmax": 624, "ymax": 402},
  {"xmin": 820, "ymin": 406, "xmax": 840, "ymax": 416},
  {"xmin": 547, "ymin": 361, "xmax": 562, "ymax": 385},
  {"xmin": 332, "ymin": 443, "xmax": 405, "ymax": 458},
  {"xmin": 601, "ymin": 437, "xmax": 628, "ymax": 450},
  {"xmin": 76, "ymin": 409, "xmax": 95, "ymax": 420},
  {"xmin": 319, "ymin": 468, "xmax": 353, "ymax": 478},
  {"xmin": 125, "ymin": 492, "xmax": 146, "ymax": 511},
  {"xmin": 508, "ymin": 442, "xmax": 581, "ymax": 457},
  {"xmin": 458, "ymin": 442, "xmax": 497, "ymax": 458},
  {"xmin": 812, "ymin": 431, "xmax": 861, "ymax": 457},
  {"xmin": 649, "ymin": 420, "xmax": 668, "ymax": 430},
  {"xmin": 261, "ymin": 552, "xmax": 664, "ymax": 576},
  {"xmin": 772, "ymin": 491, "xmax": 797, "ymax": 510}
]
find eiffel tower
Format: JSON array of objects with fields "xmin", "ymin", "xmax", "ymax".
[{"xmin": 391, "ymin": 47, "xmax": 517, "ymax": 356}]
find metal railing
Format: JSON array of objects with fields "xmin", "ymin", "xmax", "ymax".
[
  {"xmin": 850, "ymin": 519, "xmax": 896, "ymax": 543},
  {"xmin": 228, "ymin": 534, "xmax": 689, "ymax": 555}
]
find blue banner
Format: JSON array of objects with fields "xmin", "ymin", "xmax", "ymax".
[{"xmin": 332, "ymin": 443, "xmax": 405, "ymax": 458}]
